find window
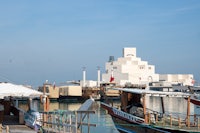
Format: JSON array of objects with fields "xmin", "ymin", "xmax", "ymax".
[
  {"xmin": 139, "ymin": 66, "xmax": 144, "ymax": 69},
  {"xmin": 113, "ymin": 66, "xmax": 117, "ymax": 69}
]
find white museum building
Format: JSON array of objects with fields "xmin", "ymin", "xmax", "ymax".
[{"xmin": 102, "ymin": 47, "xmax": 194, "ymax": 87}]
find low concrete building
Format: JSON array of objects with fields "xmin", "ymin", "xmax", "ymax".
[
  {"xmin": 59, "ymin": 85, "xmax": 82, "ymax": 97},
  {"xmin": 38, "ymin": 83, "xmax": 59, "ymax": 99},
  {"xmin": 159, "ymin": 74, "xmax": 194, "ymax": 86},
  {"xmin": 80, "ymin": 80, "xmax": 97, "ymax": 88}
]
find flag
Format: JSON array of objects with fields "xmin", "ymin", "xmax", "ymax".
[
  {"xmin": 110, "ymin": 75, "xmax": 114, "ymax": 82},
  {"xmin": 110, "ymin": 71, "xmax": 114, "ymax": 82},
  {"xmin": 110, "ymin": 68, "xmax": 114, "ymax": 82}
]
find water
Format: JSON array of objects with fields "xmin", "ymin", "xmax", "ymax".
[
  {"xmin": 18, "ymin": 100, "xmax": 119, "ymax": 133},
  {"xmin": 17, "ymin": 97, "xmax": 200, "ymax": 133},
  {"xmin": 82, "ymin": 101, "xmax": 119, "ymax": 133}
]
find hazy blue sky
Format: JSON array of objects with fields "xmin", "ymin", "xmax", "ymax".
[{"xmin": 0, "ymin": 1, "xmax": 200, "ymax": 87}]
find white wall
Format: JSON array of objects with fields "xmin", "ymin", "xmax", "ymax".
[
  {"xmin": 159, "ymin": 74, "xmax": 194, "ymax": 86},
  {"xmin": 102, "ymin": 47, "xmax": 159, "ymax": 86},
  {"xmin": 80, "ymin": 80, "xmax": 97, "ymax": 87}
]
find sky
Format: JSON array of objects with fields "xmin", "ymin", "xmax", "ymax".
[{"xmin": 0, "ymin": 0, "xmax": 200, "ymax": 88}]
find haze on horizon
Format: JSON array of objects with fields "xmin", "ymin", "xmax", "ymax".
[{"xmin": 0, "ymin": 0, "xmax": 200, "ymax": 88}]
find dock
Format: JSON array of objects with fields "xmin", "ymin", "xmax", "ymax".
[
  {"xmin": 1, "ymin": 125, "xmax": 36, "ymax": 133},
  {"xmin": 1, "ymin": 115, "xmax": 36, "ymax": 133},
  {"xmin": 39, "ymin": 110, "xmax": 96, "ymax": 133},
  {"xmin": 39, "ymin": 98, "xmax": 96, "ymax": 133}
]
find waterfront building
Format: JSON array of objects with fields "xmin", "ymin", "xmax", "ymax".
[
  {"xmin": 102, "ymin": 47, "xmax": 159, "ymax": 86},
  {"xmin": 38, "ymin": 83, "xmax": 82, "ymax": 100},
  {"xmin": 59, "ymin": 85, "xmax": 82, "ymax": 97},
  {"xmin": 80, "ymin": 80, "xmax": 97, "ymax": 88},
  {"xmin": 102, "ymin": 47, "xmax": 194, "ymax": 87},
  {"xmin": 38, "ymin": 83, "xmax": 59, "ymax": 99},
  {"xmin": 159, "ymin": 74, "xmax": 194, "ymax": 86}
]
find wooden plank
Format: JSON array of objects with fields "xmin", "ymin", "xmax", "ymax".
[{"xmin": 2, "ymin": 125, "xmax": 36, "ymax": 133}]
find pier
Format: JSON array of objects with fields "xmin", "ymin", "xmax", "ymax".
[
  {"xmin": 39, "ymin": 110, "xmax": 96, "ymax": 133},
  {"xmin": 1, "ymin": 114, "xmax": 36, "ymax": 133}
]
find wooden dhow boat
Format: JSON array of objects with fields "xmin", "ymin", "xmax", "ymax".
[{"xmin": 101, "ymin": 88, "xmax": 200, "ymax": 133}]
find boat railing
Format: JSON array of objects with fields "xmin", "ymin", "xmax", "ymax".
[
  {"xmin": 185, "ymin": 114, "xmax": 200, "ymax": 127},
  {"xmin": 38, "ymin": 110, "xmax": 96, "ymax": 133},
  {"xmin": 146, "ymin": 108, "xmax": 163, "ymax": 117},
  {"xmin": 144, "ymin": 111, "xmax": 200, "ymax": 130}
]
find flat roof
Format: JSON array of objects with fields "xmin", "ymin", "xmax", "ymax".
[{"xmin": 114, "ymin": 88, "xmax": 192, "ymax": 97}]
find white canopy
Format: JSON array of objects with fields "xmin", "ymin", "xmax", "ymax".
[
  {"xmin": 114, "ymin": 88, "xmax": 192, "ymax": 97},
  {"xmin": 0, "ymin": 82, "xmax": 42, "ymax": 99}
]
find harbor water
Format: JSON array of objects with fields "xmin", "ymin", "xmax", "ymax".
[
  {"xmin": 17, "ymin": 97, "xmax": 200, "ymax": 133},
  {"xmin": 18, "ymin": 100, "xmax": 119, "ymax": 133}
]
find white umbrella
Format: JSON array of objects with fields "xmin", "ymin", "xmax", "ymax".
[{"xmin": 0, "ymin": 82, "xmax": 42, "ymax": 99}]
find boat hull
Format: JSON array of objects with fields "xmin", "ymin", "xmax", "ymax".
[
  {"xmin": 101, "ymin": 102, "xmax": 194, "ymax": 133},
  {"xmin": 101, "ymin": 102, "xmax": 170, "ymax": 133},
  {"xmin": 111, "ymin": 116, "xmax": 169, "ymax": 133}
]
